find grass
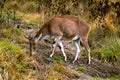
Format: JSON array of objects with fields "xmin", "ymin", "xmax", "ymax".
[
  {"xmin": 45, "ymin": 69, "xmax": 66, "ymax": 80},
  {"xmin": 91, "ymin": 36, "xmax": 120, "ymax": 65},
  {"xmin": 52, "ymin": 63, "xmax": 80, "ymax": 79},
  {"xmin": 0, "ymin": 10, "xmax": 44, "ymax": 29},
  {"xmin": 18, "ymin": 12, "xmax": 44, "ymax": 25},
  {"xmin": 0, "ymin": 40, "xmax": 29, "ymax": 80},
  {"xmin": 0, "ymin": 25, "xmax": 27, "ymax": 44},
  {"xmin": 89, "ymin": 20, "xmax": 120, "ymax": 65},
  {"xmin": 77, "ymin": 67, "xmax": 87, "ymax": 72},
  {"xmin": 92, "ymin": 77, "xmax": 120, "ymax": 80},
  {"xmin": 0, "ymin": 25, "xmax": 32, "ymax": 80},
  {"xmin": 0, "ymin": 3, "xmax": 120, "ymax": 79}
]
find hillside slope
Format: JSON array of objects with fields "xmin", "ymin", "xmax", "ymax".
[{"xmin": 26, "ymin": 29, "xmax": 120, "ymax": 80}]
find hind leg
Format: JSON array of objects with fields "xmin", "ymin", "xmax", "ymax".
[
  {"xmin": 81, "ymin": 37, "xmax": 91, "ymax": 64},
  {"xmin": 73, "ymin": 40, "xmax": 81, "ymax": 63}
]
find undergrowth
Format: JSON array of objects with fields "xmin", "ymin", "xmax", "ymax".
[
  {"xmin": 90, "ymin": 35, "xmax": 120, "ymax": 65},
  {"xmin": 0, "ymin": 40, "xmax": 29, "ymax": 80},
  {"xmin": 0, "ymin": 25, "xmax": 27, "ymax": 44},
  {"xmin": 0, "ymin": 25, "xmax": 32, "ymax": 80}
]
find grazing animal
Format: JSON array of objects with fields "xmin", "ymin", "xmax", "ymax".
[{"xmin": 29, "ymin": 16, "xmax": 91, "ymax": 64}]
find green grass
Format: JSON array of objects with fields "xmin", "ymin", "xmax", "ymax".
[
  {"xmin": 0, "ymin": 25, "xmax": 31, "ymax": 80},
  {"xmin": 0, "ymin": 40, "xmax": 30, "ymax": 80},
  {"xmin": 0, "ymin": 25, "xmax": 27, "ymax": 44},
  {"xmin": 91, "ymin": 37, "xmax": 120, "ymax": 65},
  {"xmin": 53, "ymin": 56, "xmax": 67, "ymax": 66},
  {"xmin": 77, "ymin": 67, "xmax": 87, "ymax": 72}
]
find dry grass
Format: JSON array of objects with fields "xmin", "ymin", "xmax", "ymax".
[{"xmin": 18, "ymin": 12, "xmax": 44, "ymax": 24}]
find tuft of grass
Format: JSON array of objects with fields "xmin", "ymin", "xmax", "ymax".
[
  {"xmin": 77, "ymin": 67, "xmax": 87, "ymax": 72},
  {"xmin": 45, "ymin": 39, "xmax": 54, "ymax": 44},
  {"xmin": 53, "ymin": 56, "xmax": 67, "ymax": 66},
  {"xmin": 45, "ymin": 69, "xmax": 65, "ymax": 80},
  {"xmin": 53, "ymin": 56, "xmax": 61, "ymax": 62},
  {"xmin": 53, "ymin": 63, "xmax": 80, "ymax": 78}
]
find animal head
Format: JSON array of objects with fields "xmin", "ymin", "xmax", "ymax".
[
  {"xmin": 29, "ymin": 33, "xmax": 37, "ymax": 56},
  {"xmin": 29, "ymin": 32, "xmax": 42, "ymax": 56}
]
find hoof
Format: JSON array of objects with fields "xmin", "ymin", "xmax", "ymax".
[
  {"xmin": 50, "ymin": 54, "xmax": 53, "ymax": 58},
  {"xmin": 64, "ymin": 59, "xmax": 67, "ymax": 62},
  {"xmin": 87, "ymin": 60, "xmax": 91, "ymax": 65},
  {"xmin": 72, "ymin": 60, "xmax": 75, "ymax": 63}
]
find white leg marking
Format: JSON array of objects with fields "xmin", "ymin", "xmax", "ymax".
[
  {"xmin": 50, "ymin": 36, "xmax": 62, "ymax": 58},
  {"xmin": 34, "ymin": 33, "xmax": 42, "ymax": 42},
  {"xmin": 88, "ymin": 50, "xmax": 91, "ymax": 64},
  {"xmin": 50, "ymin": 44, "xmax": 56, "ymax": 57},
  {"xmin": 72, "ymin": 35, "xmax": 79, "ymax": 41},
  {"xmin": 58, "ymin": 41, "xmax": 67, "ymax": 61},
  {"xmin": 73, "ymin": 40, "xmax": 80, "ymax": 63}
]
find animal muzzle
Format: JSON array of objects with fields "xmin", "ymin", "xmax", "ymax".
[{"xmin": 29, "ymin": 39, "xmax": 36, "ymax": 56}]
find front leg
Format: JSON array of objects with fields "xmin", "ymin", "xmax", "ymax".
[
  {"xmin": 50, "ymin": 36, "xmax": 62, "ymax": 58},
  {"xmin": 50, "ymin": 43, "xmax": 56, "ymax": 57},
  {"xmin": 58, "ymin": 41, "xmax": 67, "ymax": 61}
]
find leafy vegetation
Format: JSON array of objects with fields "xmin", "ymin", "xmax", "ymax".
[
  {"xmin": 91, "ymin": 37, "xmax": 120, "ymax": 65},
  {"xmin": 0, "ymin": 0, "xmax": 120, "ymax": 79}
]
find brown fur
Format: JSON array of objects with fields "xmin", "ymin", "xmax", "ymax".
[
  {"xmin": 30, "ymin": 16, "xmax": 91, "ymax": 64},
  {"xmin": 35, "ymin": 16, "xmax": 90, "ymax": 40}
]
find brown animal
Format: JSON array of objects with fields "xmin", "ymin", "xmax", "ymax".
[{"xmin": 29, "ymin": 16, "xmax": 91, "ymax": 64}]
